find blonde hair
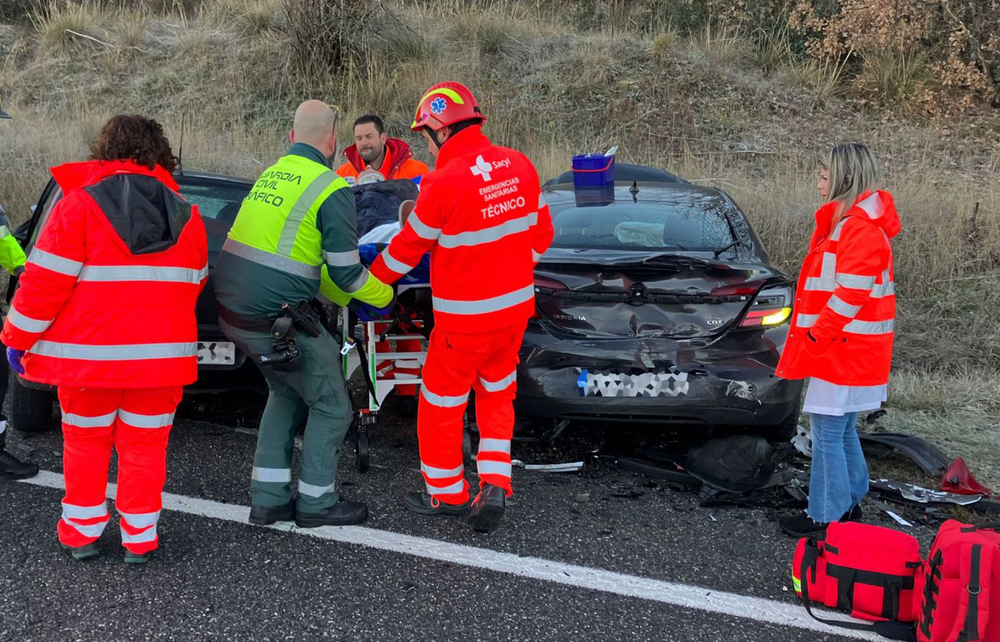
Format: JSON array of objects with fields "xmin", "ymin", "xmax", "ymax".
[{"xmin": 824, "ymin": 143, "xmax": 882, "ymax": 217}]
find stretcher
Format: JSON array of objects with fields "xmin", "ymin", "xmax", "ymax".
[{"xmin": 340, "ymin": 242, "xmax": 434, "ymax": 472}]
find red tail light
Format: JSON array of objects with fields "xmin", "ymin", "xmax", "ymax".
[
  {"xmin": 532, "ymin": 276, "xmax": 567, "ymax": 319},
  {"xmin": 738, "ymin": 284, "xmax": 793, "ymax": 328},
  {"xmin": 711, "ymin": 281, "xmax": 765, "ymax": 297},
  {"xmin": 534, "ymin": 276, "xmax": 568, "ymax": 291}
]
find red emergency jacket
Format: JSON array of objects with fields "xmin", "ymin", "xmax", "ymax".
[
  {"xmin": 370, "ymin": 125, "xmax": 554, "ymax": 333},
  {"xmin": 776, "ymin": 191, "xmax": 900, "ymax": 386},
  {"xmin": 1, "ymin": 160, "xmax": 208, "ymax": 388}
]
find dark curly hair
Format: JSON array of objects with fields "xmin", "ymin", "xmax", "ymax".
[{"xmin": 90, "ymin": 115, "xmax": 178, "ymax": 173}]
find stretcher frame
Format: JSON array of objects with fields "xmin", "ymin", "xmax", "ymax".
[{"xmin": 340, "ymin": 285, "xmax": 431, "ymax": 471}]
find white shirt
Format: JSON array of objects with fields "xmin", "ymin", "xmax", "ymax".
[
  {"xmin": 802, "ymin": 377, "xmax": 887, "ymax": 416},
  {"xmin": 359, "ymin": 222, "xmax": 400, "ymax": 245}
]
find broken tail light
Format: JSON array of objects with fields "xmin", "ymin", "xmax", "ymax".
[
  {"xmin": 534, "ymin": 275, "xmax": 568, "ymax": 291},
  {"xmin": 739, "ymin": 284, "xmax": 792, "ymax": 328},
  {"xmin": 711, "ymin": 281, "xmax": 765, "ymax": 298}
]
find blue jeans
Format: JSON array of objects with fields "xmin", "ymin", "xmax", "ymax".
[{"xmin": 807, "ymin": 412, "xmax": 869, "ymax": 523}]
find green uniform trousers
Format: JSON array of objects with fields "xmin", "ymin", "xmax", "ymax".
[{"xmin": 223, "ymin": 322, "xmax": 352, "ymax": 513}]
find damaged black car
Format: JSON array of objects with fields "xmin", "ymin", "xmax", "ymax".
[{"xmin": 515, "ymin": 164, "xmax": 803, "ymax": 440}]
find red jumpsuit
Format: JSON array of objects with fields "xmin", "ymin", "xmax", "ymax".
[
  {"xmin": 371, "ymin": 125, "xmax": 553, "ymax": 504},
  {"xmin": 1, "ymin": 160, "xmax": 207, "ymax": 553}
]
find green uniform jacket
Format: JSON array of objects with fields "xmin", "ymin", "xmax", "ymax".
[
  {"xmin": 0, "ymin": 206, "xmax": 26, "ymax": 275},
  {"xmin": 214, "ymin": 143, "xmax": 392, "ymax": 317}
]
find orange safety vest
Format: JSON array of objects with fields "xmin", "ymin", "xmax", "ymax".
[
  {"xmin": 776, "ymin": 191, "xmax": 900, "ymax": 386},
  {"xmin": 370, "ymin": 125, "xmax": 554, "ymax": 332}
]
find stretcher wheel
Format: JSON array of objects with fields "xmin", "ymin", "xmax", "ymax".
[{"xmin": 356, "ymin": 429, "xmax": 370, "ymax": 473}]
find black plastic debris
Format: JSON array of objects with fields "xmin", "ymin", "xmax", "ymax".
[
  {"xmin": 865, "ymin": 409, "xmax": 887, "ymax": 425},
  {"xmin": 859, "ymin": 432, "xmax": 950, "ymax": 478},
  {"xmin": 681, "ymin": 435, "xmax": 786, "ymax": 494}
]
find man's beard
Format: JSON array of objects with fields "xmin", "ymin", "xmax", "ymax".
[{"xmin": 359, "ymin": 145, "xmax": 383, "ymax": 164}]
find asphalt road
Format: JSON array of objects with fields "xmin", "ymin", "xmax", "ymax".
[{"xmin": 0, "ymin": 391, "xmax": 939, "ymax": 642}]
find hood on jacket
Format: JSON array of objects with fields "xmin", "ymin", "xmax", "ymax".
[
  {"xmin": 811, "ymin": 190, "xmax": 900, "ymax": 249},
  {"xmin": 846, "ymin": 190, "xmax": 901, "ymax": 239},
  {"xmin": 85, "ymin": 174, "xmax": 192, "ymax": 255},
  {"xmin": 50, "ymin": 160, "xmax": 191, "ymax": 255},
  {"xmin": 343, "ymin": 137, "xmax": 414, "ymax": 176}
]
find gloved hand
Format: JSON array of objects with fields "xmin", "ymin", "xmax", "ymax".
[
  {"xmin": 349, "ymin": 291, "xmax": 397, "ymax": 323},
  {"xmin": 6, "ymin": 348, "xmax": 25, "ymax": 375}
]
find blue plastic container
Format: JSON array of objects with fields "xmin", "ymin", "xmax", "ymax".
[{"xmin": 571, "ymin": 153, "xmax": 615, "ymax": 189}]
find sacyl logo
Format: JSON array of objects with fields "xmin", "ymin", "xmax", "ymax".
[{"xmin": 470, "ymin": 155, "xmax": 493, "ymax": 182}]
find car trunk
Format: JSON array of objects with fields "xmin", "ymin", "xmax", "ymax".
[{"xmin": 533, "ymin": 249, "xmax": 775, "ymax": 339}]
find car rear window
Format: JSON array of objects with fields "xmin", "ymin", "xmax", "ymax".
[
  {"xmin": 179, "ymin": 181, "xmax": 251, "ymax": 256},
  {"xmin": 549, "ymin": 194, "xmax": 736, "ymax": 251}
]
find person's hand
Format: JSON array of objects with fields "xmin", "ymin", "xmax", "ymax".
[
  {"xmin": 349, "ymin": 291, "xmax": 397, "ymax": 322},
  {"xmin": 353, "ymin": 302, "xmax": 393, "ymax": 322},
  {"xmin": 6, "ymin": 348, "xmax": 25, "ymax": 375}
]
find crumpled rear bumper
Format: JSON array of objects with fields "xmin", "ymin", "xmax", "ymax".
[{"xmin": 514, "ymin": 321, "xmax": 802, "ymax": 425}]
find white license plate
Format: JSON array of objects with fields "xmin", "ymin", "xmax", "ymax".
[{"xmin": 197, "ymin": 341, "xmax": 236, "ymax": 366}]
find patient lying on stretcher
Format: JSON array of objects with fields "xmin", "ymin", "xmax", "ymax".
[{"xmin": 319, "ymin": 179, "xmax": 430, "ymax": 306}]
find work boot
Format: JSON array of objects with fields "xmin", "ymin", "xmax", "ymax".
[
  {"xmin": 295, "ymin": 498, "xmax": 368, "ymax": 528},
  {"xmin": 840, "ymin": 505, "xmax": 863, "ymax": 522},
  {"xmin": 61, "ymin": 542, "xmax": 100, "ymax": 561},
  {"xmin": 403, "ymin": 491, "xmax": 470, "ymax": 517},
  {"xmin": 0, "ymin": 448, "xmax": 38, "ymax": 480},
  {"xmin": 467, "ymin": 484, "xmax": 506, "ymax": 534},
  {"xmin": 778, "ymin": 513, "xmax": 829, "ymax": 538},
  {"xmin": 249, "ymin": 500, "xmax": 296, "ymax": 526},
  {"xmin": 0, "ymin": 428, "xmax": 38, "ymax": 480},
  {"xmin": 124, "ymin": 550, "xmax": 150, "ymax": 565}
]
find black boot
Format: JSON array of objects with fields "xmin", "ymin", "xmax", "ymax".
[
  {"xmin": 840, "ymin": 505, "xmax": 863, "ymax": 522},
  {"xmin": 0, "ymin": 430, "xmax": 38, "ymax": 480},
  {"xmin": 403, "ymin": 491, "xmax": 470, "ymax": 517},
  {"xmin": 778, "ymin": 513, "xmax": 829, "ymax": 538},
  {"xmin": 295, "ymin": 497, "xmax": 369, "ymax": 527},
  {"xmin": 249, "ymin": 499, "xmax": 296, "ymax": 526},
  {"xmin": 467, "ymin": 484, "xmax": 506, "ymax": 533},
  {"xmin": 61, "ymin": 542, "xmax": 101, "ymax": 561}
]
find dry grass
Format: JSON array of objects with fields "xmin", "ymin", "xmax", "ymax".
[
  {"xmin": 690, "ymin": 23, "xmax": 752, "ymax": 68},
  {"xmin": 2, "ymin": 0, "xmax": 1000, "ymax": 477},
  {"xmin": 881, "ymin": 369, "xmax": 1000, "ymax": 491},
  {"xmin": 32, "ymin": 0, "xmax": 108, "ymax": 52}
]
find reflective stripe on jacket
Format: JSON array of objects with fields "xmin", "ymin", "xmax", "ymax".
[
  {"xmin": 776, "ymin": 190, "xmax": 901, "ymax": 386},
  {"xmin": 369, "ymin": 125, "xmax": 554, "ymax": 332},
  {"xmin": 0, "ymin": 160, "xmax": 208, "ymax": 388}
]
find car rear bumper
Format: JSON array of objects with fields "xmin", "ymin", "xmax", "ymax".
[{"xmin": 514, "ymin": 322, "xmax": 802, "ymax": 426}]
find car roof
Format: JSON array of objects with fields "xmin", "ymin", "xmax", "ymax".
[
  {"xmin": 543, "ymin": 181, "xmax": 734, "ymax": 209},
  {"xmin": 543, "ymin": 162, "xmax": 687, "ymax": 188},
  {"xmin": 176, "ymin": 170, "xmax": 253, "ymax": 187}
]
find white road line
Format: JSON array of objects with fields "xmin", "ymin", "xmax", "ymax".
[{"xmin": 20, "ymin": 470, "xmax": 881, "ymax": 640}]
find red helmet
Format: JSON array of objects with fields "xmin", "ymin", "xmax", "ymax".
[{"xmin": 410, "ymin": 81, "xmax": 485, "ymax": 132}]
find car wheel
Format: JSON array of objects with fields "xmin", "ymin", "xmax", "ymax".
[
  {"xmin": 764, "ymin": 407, "xmax": 800, "ymax": 444},
  {"xmin": 11, "ymin": 376, "xmax": 58, "ymax": 434}
]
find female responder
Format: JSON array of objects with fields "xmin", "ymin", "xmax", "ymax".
[
  {"xmin": 2, "ymin": 115, "xmax": 207, "ymax": 563},
  {"xmin": 775, "ymin": 143, "xmax": 900, "ymax": 538}
]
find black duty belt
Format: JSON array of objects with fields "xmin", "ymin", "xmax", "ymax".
[{"xmin": 217, "ymin": 304, "xmax": 278, "ymax": 333}]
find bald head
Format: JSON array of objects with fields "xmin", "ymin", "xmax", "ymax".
[{"xmin": 290, "ymin": 100, "xmax": 338, "ymax": 160}]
